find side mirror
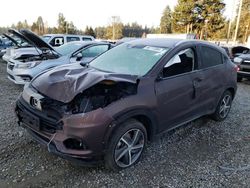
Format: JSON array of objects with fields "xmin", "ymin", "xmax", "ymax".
[
  {"xmin": 156, "ymin": 71, "xmax": 164, "ymax": 81},
  {"xmin": 76, "ymin": 53, "xmax": 83, "ymax": 61}
]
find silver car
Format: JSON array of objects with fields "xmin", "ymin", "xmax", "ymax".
[
  {"xmin": 43, "ymin": 34, "xmax": 95, "ymax": 47},
  {"xmin": 2, "ymin": 30, "xmax": 39, "ymax": 63},
  {"xmin": 6, "ymin": 30, "xmax": 112, "ymax": 84}
]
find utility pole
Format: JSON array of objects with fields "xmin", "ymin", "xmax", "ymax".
[
  {"xmin": 227, "ymin": 0, "xmax": 236, "ymax": 44},
  {"xmin": 244, "ymin": 24, "xmax": 249, "ymax": 43},
  {"xmin": 233, "ymin": 0, "xmax": 243, "ymax": 44},
  {"xmin": 112, "ymin": 16, "xmax": 116, "ymax": 41},
  {"xmin": 66, "ymin": 23, "xmax": 69, "ymax": 34}
]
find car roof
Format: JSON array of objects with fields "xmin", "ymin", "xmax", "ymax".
[
  {"xmin": 126, "ymin": 38, "xmax": 227, "ymax": 55},
  {"xmin": 62, "ymin": 41, "xmax": 109, "ymax": 46},
  {"xmin": 43, "ymin": 34, "xmax": 94, "ymax": 38}
]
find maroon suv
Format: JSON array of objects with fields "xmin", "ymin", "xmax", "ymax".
[{"xmin": 15, "ymin": 39, "xmax": 237, "ymax": 170}]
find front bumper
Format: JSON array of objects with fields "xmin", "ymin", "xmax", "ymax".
[
  {"xmin": 26, "ymin": 128, "xmax": 102, "ymax": 166},
  {"xmin": 15, "ymin": 96, "xmax": 113, "ymax": 166},
  {"xmin": 7, "ymin": 61, "xmax": 32, "ymax": 84},
  {"xmin": 237, "ymin": 71, "xmax": 250, "ymax": 78}
]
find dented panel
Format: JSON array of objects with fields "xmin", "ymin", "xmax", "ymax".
[{"xmin": 31, "ymin": 63, "xmax": 138, "ymax": 103}]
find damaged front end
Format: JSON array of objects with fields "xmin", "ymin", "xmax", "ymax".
[
  {"xmin": 67, "ymin": 80, "xmax": 137, "ymax": 114},
  {"xmin": 16, "ymin": 74, "xmax": 138, "ymax": 163}
]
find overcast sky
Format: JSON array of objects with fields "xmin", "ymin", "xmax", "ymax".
[{"xmin": 0, "ymin": 0, "xmax": 235, "ymax": 29}]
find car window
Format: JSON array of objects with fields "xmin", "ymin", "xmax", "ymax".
[
  {"xmin": 49, "ymin": 37, "xmax": 64, "ymax": 47},
  {"xmin": 66, "ymin": 37, "xmax": 80, "ymax": 42},
  {"xmin": 90, "ymin": 43, "xmax": 169, "ymax": 76},
  {"xmin": 42, "ymin": 36, "xmax": 51, "ymax": 42},
  {"xmin": 201, "ymin": 46, "xmax": 223, "ymax": 69},
  {"xmin": 81, "ymin": 45, "xmax": 109, "ymax": 58},
  {"xmin": 82, "ymin": 37, "xmax": 92, "ymax": 41},
  {"xmin": 163, "ymin": 48, "xmax": 195, "ymax": 78}
]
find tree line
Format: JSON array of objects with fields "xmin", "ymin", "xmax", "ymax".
[
  {"xmin": 160, "ymin": 0, "xmax": 250, "ymax": 42},
  {"xmin": 0, "ymin": 0, "xmax": 249, "ymax": 42}
]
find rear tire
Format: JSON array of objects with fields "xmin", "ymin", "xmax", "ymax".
[
  {"xmin": 211, "ymin": 90, "xmax": 232, "ymax": 121},
  {"xmin": 105, "ymin": 119, "xmax": 147, "ymax": 171}
]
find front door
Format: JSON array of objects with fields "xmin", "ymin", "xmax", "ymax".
[{"xmin": 155, "ymin": 47, "xmax": 203, "ymax": 131}]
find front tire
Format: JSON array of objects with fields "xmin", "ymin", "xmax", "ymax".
[
  {"xmin": 211, "ymin": 90, "xmax": 232, "ymax": 121},
  {"xmin": 105, "ymin": 119, "xmax": 147, "ymax": 171}
]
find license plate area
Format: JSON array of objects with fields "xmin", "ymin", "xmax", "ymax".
[{"xmin": 18, "ymin": 107, "xmax": 40, "ymax": 131}]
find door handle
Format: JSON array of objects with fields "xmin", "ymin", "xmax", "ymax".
[
  {"xmin": 192, "ymin": 78, "xmax": 203, "ymax": 98},
  {"xmin": 194, "ymin": 77, "xmax": 204, "ymax": 82}
]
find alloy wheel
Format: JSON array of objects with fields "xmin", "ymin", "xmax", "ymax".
[
  {"xmin": 114, "ymin": 129, "xmax": 145, "ymax": 168},
  {"xmin": 219, "ymin": 94, "xmax": 231, "ymax": 119}
]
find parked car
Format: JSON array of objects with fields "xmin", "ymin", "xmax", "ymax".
[
  {"xmin": 15, "ymin": 39, "xmax": 237, "ymax": 170},
  {"xmin": 233, "ymin": 51, "xmax": 250, "ymax": 81},
  {"xmin": 231, "ymin": 46, "xmax": 249, "ymax": 58},
  {"xmin": 2, "ymin": 30, "xmax": 40, "ymax": 63},
  {"xmin": 42, "ymin": 34, "xmax": 95, "ymax": 47},
  {"xmin": 221, "ymin": 45, "xmax": 250, "ymax": 61},
  {"xmin": 0, "ymin": 36, "xmax": 14, "ymax": 57},
  {"xmin": 7, "ymin": 34, "xmax": 112, "ymax": 84}
]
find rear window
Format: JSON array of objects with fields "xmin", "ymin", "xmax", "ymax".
[
  {"xmin": 66, "ymin": 37, "xmax": 80, "ymax": 42},
  {"xmin": 201, "ymin": 46, "xmax": 223, "ymax": 69},
  {"xmin": 82, "ymin": 37, "xmax": 92, "ymax": 41},
  {"xmin": 49, "ymin": 37, "xmax": 64, "ymax": 47}
]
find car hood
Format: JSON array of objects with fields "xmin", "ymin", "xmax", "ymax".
[
  {"xmin": 8, "ymin": 29, "xmax": 58, "ymax": 54},
  {"xmin": 238, "ymin": 54, "xmax": 250, "ymax": 60},
  {"xmin": 3, "ymin": 33, "xmax": 19, "ymax": 46},
  {"xmin": 4, "ymin": 47, "xmax": 40, "ymax": 60},
  {"xmin": 31, "ymin": 63, "xmax": 138, "ymax": 103}
]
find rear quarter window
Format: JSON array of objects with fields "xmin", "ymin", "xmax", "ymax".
[
  {"xmin": 82, "ymin": 37, "xmax": 92, "ymax": 41},
  {"xmin": 201, "ymin": 46, "xmax": 223, "ymax": 69},
  {"xmin": 66, "ymin": 37, "xmax": 80, "ymax": 42}
]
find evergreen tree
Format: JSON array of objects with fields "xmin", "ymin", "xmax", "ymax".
[
  {"xmin": 160, "ymin": 6, "xmax": 172, "ymax": 33},
  {"xmin": 172, "ymin": 0, "xmax": 197, "ymax": 33},
  {"xmin": 172, "ymin": 0, "xmax": 226, "ymax": 39},
  {"xmin": 37, "ymin": 16, "xmax": 45, "ymax": 35},
  {"xmin": 85, "ymin": 26, "xmax": 96, "ymax": 38},
  {"xmin": 95, "ymin": 27, "xmax": 106, "ymax": 39},
  {"xmin": 57, "ymin": 13, "xmax": 67, "ymax": 33},
  {"xmin": 236, "ymin": 0, "xmax": 250, "ymax": 42}
]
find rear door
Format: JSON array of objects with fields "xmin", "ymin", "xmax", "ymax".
[
  {"xmin": 155, "ymin": 46, "xmax": 204, "ymax": 131},
  {"xmin": 196, "ymin": 45, "xmax": 226, "ymax": 113}
]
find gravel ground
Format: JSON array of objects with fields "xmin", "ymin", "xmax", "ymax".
[{"xmin": 0, "ymin": 60, "xmax": 250, "ymax": 188}]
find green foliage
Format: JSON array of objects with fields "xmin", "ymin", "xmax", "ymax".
[
  {"xmin": 160, "ymin": 6, "xmax": 172, "ymax": 33},
  {"xmin": 57, "ymin": 13, "xmax": 67, "ymax": 33},
  {"xmin": 172, "ymin": 0, "xmax": 197, "ymax": 33},
  {"xmin": 95, "ymin": 27, "xmax": 106, "ymax": 39},
  {"xmin": 67, "ymin": 21, "xmax": 77, "ymax": 34},
  {"xmin": 1, "ymin": 1, "xmax": 236, "ymax": 41},
  {"xmin": 236, "ymin": 0, "xmax": 250, "ymax": 42},
  {"xmin": 172, "ymin": 0, "xmax": 226, "ymax": 39},
  {"xmin": 122, "ymin": 22, "xmax": 147, "ymax": 37},
  {"xmin": 84, "ymin": 26, "xmax": 96, "ymax": 38},
  {"xmin": 105, "ymin": 17, "xmax": 123, "ymax": 40}
]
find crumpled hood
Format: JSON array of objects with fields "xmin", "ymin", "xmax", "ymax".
[{"xmin": 31, "ymin": 63, "xmax": 138, "ymax": 103}]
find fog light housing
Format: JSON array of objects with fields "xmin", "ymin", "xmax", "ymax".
[
  {"xmin": 20, "ymin": 75, "xmax": 32, "ymax": 82},
  {"xmin": 63, "ymin": 138, "xmax": 87, "ymax": 150}
]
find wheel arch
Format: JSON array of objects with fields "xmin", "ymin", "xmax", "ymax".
[
  {"xmin": 226, "ymin": 87, "xmax": 236, "ymax": 99},
  {"xmin": 103, "ymin": 108, "xmax": 158, "ymax": 148}
]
